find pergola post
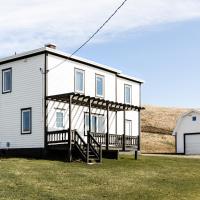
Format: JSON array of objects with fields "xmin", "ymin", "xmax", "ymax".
[
  {"xmin": 67, "ymin": 95, "xmax": 72, "ymax": 162},
  {"xmin": 138, "ymin": 109, "xmax": 141, "ymax": 151},
  {"xmin": 106, "ymin": 104, "xmax": 110, "ymax": 151},
  {"xmin": 87, "ymin": 99, "xmax": 92, "ymax": 163},
  {"xmin": 123, "ymin": 109, "xmax": 126, "ymax": 151}
]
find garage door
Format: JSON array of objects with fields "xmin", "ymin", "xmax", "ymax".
[{"xmin": 185, "ymin": 134, "xmax": 200, "ymax": 155}]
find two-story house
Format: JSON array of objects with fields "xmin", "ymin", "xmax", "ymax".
[{"xmin": 0, "ymin": 44, "xmax": 144, "ymax": 163}]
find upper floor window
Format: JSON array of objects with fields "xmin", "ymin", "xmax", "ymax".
[
  {"xmin": 192, "ymin": 116, "xmax": 197, "ymax": 121},
  {"xmin": 2, "ymin": 68, "xmax": 12, "ymax": 93},
  {"xmin": 96, "ymin": 74, "xmax": 104, "ymax": 97},
  {"xmin": 75, "ymin": 68, "xmax": 85, "ymax": 93},
  {"xmin": 56, "ymin": 111, "xmax": 64, "ymax": 128},
  {"xmin": 124, "ymin": 84, "xmax": 132, "ymax": 104},
  {"xmin": 21, "ymin": 108, "xmax": 32, "ymax": 134}
]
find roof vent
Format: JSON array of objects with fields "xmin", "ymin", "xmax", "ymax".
[{"xmin": 45, "ymin": 43, "xmax": 56, "ymax": 49}]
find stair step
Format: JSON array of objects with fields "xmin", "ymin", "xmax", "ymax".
[
  {"xmin": 89, "ymin": 155, "xmax": 98, "ymax": 158},
  {"xmin": 88, "ymin": 159, "xmax": 100, "ymax": 164}
]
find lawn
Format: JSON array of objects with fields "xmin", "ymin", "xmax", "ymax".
[{"xmin": 0, "ymin": 155, "xmax": 200, "ymax": 200}]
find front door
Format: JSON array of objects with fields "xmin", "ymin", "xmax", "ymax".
[{"xmin": 84, "ymin": 113, "xmax": 105, "ymax": 134}]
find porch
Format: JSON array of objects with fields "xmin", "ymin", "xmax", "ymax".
[{"xmin": 45, "ymin": 92, "xmax": 144, "ymax": 163}]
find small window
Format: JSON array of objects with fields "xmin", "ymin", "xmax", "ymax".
[
  {"xmin": 21, "ymin": 108, "xmax": 31, "ymax": 134},
  {"xmin": 2, "ymin": 68, "xmax": 12, "ymax": 93},
  {"xmin": 96, "ymin": 74, "xmax": 104, "ymax": 97},
  {"xmin": 56, "ymin": 112, "xmax": 64, "ymax": 128},
  {"xmin": 75, "ymin": 68, "xmax": 85, "ymax": 93},
  {"xmin": 125, "ymin": 120, "xmax": 132, "ymax": 136},
  {"xmin": 192, "ymin": 116, "xmax": 197, "ymax": 121},
  {"xmin": 124, "ymin": 84, "xmax": 132, "ymax": 104}
]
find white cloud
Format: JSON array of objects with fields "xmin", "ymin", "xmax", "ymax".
[{"xmin": 0, "ymin": 0, "xmax": 200, "ymax": 56}]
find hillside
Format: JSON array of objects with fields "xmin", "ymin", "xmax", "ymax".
[{"xmin": 141, "ymin": 105, "xmax": 190, "ymax": 153}]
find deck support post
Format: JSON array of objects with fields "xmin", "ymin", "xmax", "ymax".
[
  {"xmin": 106, "ymin": 104, "xmax": 110, "ymax": 151},
  {"xmin": 138, "ymin": 110, "xmax": 141, "ymax": 151},
  {"xmin": 67, "ymin": 95, "xmax": 72, "ymax": 162},
  {"xmin": 123, "ymin": 109, "xmax": 126, "ymax": 151},
  {"xmin": 87, "ymin": 99, "xmax": 92, "ymax": 163}
]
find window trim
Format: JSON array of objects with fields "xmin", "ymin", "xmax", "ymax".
[
  {"xmin": 95, "ymin": 74, "xmax": 105, "ymax": 98},
  {"xmin": 21, "ymin": 107, "xmax": 32, "ymax": 135},
  {"xmin": 124, "ymin": 84, "xmax": 132, "ymax": 104},
  {"xmin": 2, "ymin": 68, "xmax": 12, "ymax": 94},
  {"xmin": 56, "ymin": 110, "xmax": 65, "ymax": 129},
  {"xmin": 125, "ymin": 119, "xmax": 132, "ymax": 136},
  {"xmin": 74, "ymin": 68, "xmax": 85, "ymax": 94},
  {"xmin": 84, "ymin": 112, "xmax": 105, "ymax": 136}
]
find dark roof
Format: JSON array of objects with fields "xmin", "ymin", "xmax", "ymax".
[{"xmin": 46, "ymin": 92, "xmax": 144, "ymax": 112}]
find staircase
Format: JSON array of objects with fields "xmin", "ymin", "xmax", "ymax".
[{"xmin": 72, "ymin": 130, "xmax": 102, "ymax": 163}]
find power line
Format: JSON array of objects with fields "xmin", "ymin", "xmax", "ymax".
[{"xmin": 48, "ymin": 0, "xmax": 128, "ymax": 72}]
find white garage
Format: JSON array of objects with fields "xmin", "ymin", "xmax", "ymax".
[{"xmin": 173, "ymin": 110, "xmax": 200, "ymax": 155}]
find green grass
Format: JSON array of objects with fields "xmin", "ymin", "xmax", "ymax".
[{"xmin": 0, "ymin": 156, "xmax": 200, "ymax": 200}]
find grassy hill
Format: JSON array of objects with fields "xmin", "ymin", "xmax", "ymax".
[{"xmin": 141, "ymin": 105, "xmax": 189, "ymax": 153}]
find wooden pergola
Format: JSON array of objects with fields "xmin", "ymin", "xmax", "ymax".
[{"xmin": 46, "ymin": 92, "xmax": 144, "ymax": 161}]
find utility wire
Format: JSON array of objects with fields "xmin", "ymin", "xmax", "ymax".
[{"xmin": 48, "ymin": 0, "xmax": 128, "ymax": 72}]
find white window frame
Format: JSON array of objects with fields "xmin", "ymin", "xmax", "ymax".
[
  {"xmin": 124, "ymin": 84, "xmax": 132, "ymax": 104},
  {"xmin": 95, "ymin": 74, "xmax": 105, "ymax": 98},
  {"xmin": 125, "ymin": 120, "xmax": 132, "ymax": 136},
  {"xmin": 21, "ymin": 108, "xmax": 32, "ymax": 134},
  {"xmin": 75, "ymin": 68, "xmax": 85, "ymax": 93},
  {"xmin": 2, "ymin": 68, "xmax": 12, "ymax": 94},
  {"xmin": 84, "ymin": 113, "xmax": 105, "ymax": 135},
  {"xmin": 56, "ymin": 111, "xmax": 65, "ymax": 129}
]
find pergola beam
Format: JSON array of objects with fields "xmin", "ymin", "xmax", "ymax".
[{"xmin": 46, "ymin": 92, "xmax": 143, "ymax": 112}]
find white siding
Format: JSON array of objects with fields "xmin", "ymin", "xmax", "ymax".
[
  {"xmin": 48, "ymin": 54, "xmax": 116, "ymax": 101},
  {"xmin": 47, "ymin": 54, "xmax": 140, "ymax": 138},
  {"xmin": 0, "ymin": 55, "xmax": 44, "ymax": 149},
  {"xmin": 176, "ymin": 112, "xmax": 200, "ymax": 153},
  {"xmin": 116, "ymin": 77, "xmax": 140, "ymax": 136}
]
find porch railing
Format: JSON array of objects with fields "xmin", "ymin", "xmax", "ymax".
[
  {"xmin": 47, "ymin": 129, "xmax": 69, "ymax": 144},
  {"xmin": 91, "ymin": 132, "xmax": 138, "ymax": 148}
]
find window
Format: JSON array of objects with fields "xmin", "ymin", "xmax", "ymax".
[
  {"xmin": 125, "ymin": 120, "xmax": 132, "ymax": 136},
  {"xmin": 75, "ymin": 68, "xmax": 85, "ymax": 93},
  {"xmin": 96, "ymin": 74, "xmax": 104, "ymax": 97},
  {"xmin": 192, "ymin": 116, "xmax": 197, "ymax": 121},
  {"xmin": 85, "ymin": 113, "xmax": 105, "ymax": 135},
  {"xmin": 2, "ymin": 68, "xmax": 12, "ymax": 93},
  {"xmin": 56, "ymin": 112, "xmax": 64, "ymax": 128},
  {"xmin": 21, "ymin": 108, "xmax": 31, "ymax": 134},
  {"xmin": 124, "ymin": 84, "xmax": 132, "ymax": 104}
]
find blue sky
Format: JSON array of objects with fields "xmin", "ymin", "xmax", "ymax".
[
  {"xmin": 77, "ymin": 19, "xmax": 200, "ymax": 108},
  {"xmin": 1, "ymin": 0, "xmax": 200, "ymax": 108}
]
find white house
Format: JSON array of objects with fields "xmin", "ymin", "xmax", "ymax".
[
  {"xmin": 173, "ymin": 110, "xmax": 200, "ymax": 155},
  {"xmin": 0, "ymin": 44, "xmax": 144, "ymax": 162}
]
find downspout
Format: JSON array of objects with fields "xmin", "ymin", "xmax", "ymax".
[{"xmin": 44, "ymin": 52, "xmax": 48, "ymax": 151}]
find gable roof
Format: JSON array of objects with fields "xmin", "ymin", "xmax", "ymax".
[
  {"xmin": 172, "ymin": 109, "xmax": 200, "ymax": 136},
  {"xmin": 0, "ymin": 47, "xmax": 144, "ymax": 84}
]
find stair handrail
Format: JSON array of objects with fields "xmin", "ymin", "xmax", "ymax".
[
  {"xmin": 73, "ymin": 130, "xmax": 87, "ymax": 161},
  {"xmin": 87, "ymin": 131, "xmax": 102, "ymax": 163}
]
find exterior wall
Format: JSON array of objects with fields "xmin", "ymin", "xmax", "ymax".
[
  {"xmin": 47, "ymin": 102, "xmax": 116, "ymax": 139},
  {"xmin": 47, "ymin": 54, "xmax": 141, "ymax": 138},
  {"xmin": 0, "ymin": 55, "xmax": 45, "ymax": 149},
  {"xmin": 116, "ymin": 77, "xmax": 140, "ymax": 136},
  {"xmin": 176, "ymin": 112, "xmax": 200, "ymax": 153},
  {"xmin": 47, "ymin": 54, "xmax": 116, "ymax": 101}
]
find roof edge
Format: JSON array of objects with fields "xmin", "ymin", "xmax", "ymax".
[{"xmin": 0, "ymin": 47, "xmax": 144, "ymax": 84}]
